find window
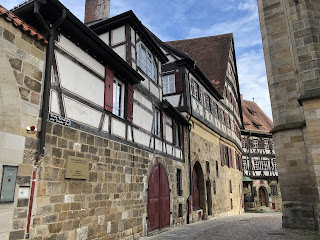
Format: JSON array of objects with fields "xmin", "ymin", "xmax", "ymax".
[
  {"xmin": 178, "ymin": 204, "xmax": 183, "ymax": 217},
  {"xmin": 230, "ymin": 180, "xmax": 232, "ymax": 193},
  {"xmin": 163, "ymin": 74, "xmax": 175, "ymax": 94},
  {"xmin": 206, "ymin": 161, "xmax": 210, "ymax": 173},
  {"xmin": 137, "ymin": 43, "xmax": 157, "ymax": 82},
  {"xmin": 254, "ymin": 160, "xmax": 260, "ymax": 170},
  {"xmin": 242, "ymin": 139, "xmax": 246, "ymax": 148},
  {"xmin": 177, "ymin": 169, "xmax": 182, "ymax": 196},
  {"xmin": 112, "ymin": 79, "xmax": 125, "ymax": 118},
  {"xmin": 215, "ymin": 104, "xmax": 219, "ymax": 118},
  {"xmin": 262, "ymin": 161, "xmax": 268, "ymax": 171},
  {"xmin": 270, "ymin": 185, "xmax": 278, "ymax": 196},
  {"xmin": 242, "ymin": 160, "xmax": 247, "ymax": 171},
  {"xmin": 221, "ymin": 111, "xmax": 225, "ymax": 124},
  {"xmin": 191, "ymin": 81, "xmax": 198, "ymax": 99},
  {"xmin": 272, "ymin": 159, "xmax": 277, "ymax": 171},
  {"xmin": 213, "ymin": 179, "xmax": 216, "ymax": 195},
  {"xmin": 204, "ymin": 94, "xmax": 210, "ymax": 110},
  {"xmin": 154, "ymin": 109, "xmax": 161, "ymax": 137},
  {"xmin": 253, "ymin": 139, "xmax": 258, "ymax": 148},
  {"xmin": 265, "ymin": 139, "xmax": 269, "ymax": 149}
]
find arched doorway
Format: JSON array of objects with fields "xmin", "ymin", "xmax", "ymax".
[
  {"xmin": 259, "ymin": 187, "xmax": 268, "ymax": 206},
  {"xmin": 148, "ymin": 163, "xmax": 170, "ymax": 232},
  {"xmin": 192, "ymin": 162, "xmax": 205, "ymax": 212},
  {"xmin": 206, "ymin": 180, "xmax": 213, "ymax": 215}
]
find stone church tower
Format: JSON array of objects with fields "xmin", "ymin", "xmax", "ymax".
[{"xmin": 257, "ymin": 0, "xmax": 320, "ymax": 229}]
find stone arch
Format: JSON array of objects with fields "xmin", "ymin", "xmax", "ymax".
[
  {"xmin": 0, "ymin": 53, "xmax": 22, "ymax": 134},
  {"xmin": 258, "ymin": 186, "xmax": 268, "ymax": 207},
  {"xmin": 192, "ymin": 161, "xmax": 206, "ymax": 214}
]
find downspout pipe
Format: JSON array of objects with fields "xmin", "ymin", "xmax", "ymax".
[
  {"xmin": 186, "ymin": 70, "xmax": 193, "ymax": 224},
  {"xmin": 35, "ymin": 0, "xmax": 66, "ymax": 156}
]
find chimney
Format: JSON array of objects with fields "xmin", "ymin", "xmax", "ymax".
[{"xmin": 85, "ymin": 0, "xmax": 110, "ymax": 24}]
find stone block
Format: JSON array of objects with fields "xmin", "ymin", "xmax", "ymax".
[
  {"xmin": 9, "ymin": 230, "xmax": 24, "ymax": 240},
  {"xmin": 13, "ymin": 219, "xmax": 26, "ymax": 230},
  {"xmin": 63, "ymin": 127, "xmax": 79, "ymax": 142},
  {"xmin": 17, "ymin": 199, "xmax": 29, "ymax": 207},
  {"xmin": 42, "ymin": 214, "xmax": 58, "ymax": 224},
  {"xmin": 13, "ymin": 209, "xmax": 28, "ymax": 219},
  {"xmin": 48, "ymin": 222, "xmax": 62, "ymax": 234},
  {"xmin": 3, "ymin": 29, "xmax": 15, "ymax": 43},
  {"xmin": 24, "ymin": 76, "xmax": 41, "ymax": 93},
  {"xmin": 9, "ymin": 58, "xmax": 22, "ymax": 71}
]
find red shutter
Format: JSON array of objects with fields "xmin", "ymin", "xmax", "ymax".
[
  {"xmin": 220, "ymin": 144, "xmax": 224, "ymax": 166},
  {"xmin": 162, "ymin": 112, "xmax": 166, "ymax": 140},
  {"xmin": 172, "ymin": 119, "xmax": 176, "ymax": 145},
  {"xmin": 179, "ymin": 126, "xmax": 184, "ymax": 148},
  {"xmin": 175, "ymin": 70, "xmax": 183, "ymax": 93},
  {"xmin": 104, "ymin": 67, "xmax": 114, "ymax": 112},
  {"xmin": 127, "ymin": 84, "xmax": 134, "ymax": 122}
]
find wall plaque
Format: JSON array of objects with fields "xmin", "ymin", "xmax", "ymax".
[
  {"xmin": 48, "ymin": 112, "xmax": 71, "ymax": 126},
  {"xmin": 65, "ymin": 156, "xmax": 89, "ymax": 180}
]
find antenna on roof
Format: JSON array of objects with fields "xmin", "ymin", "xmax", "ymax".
[{"xmin": 253, "ymin": 97, "xmax": 255, "ymax": 102}]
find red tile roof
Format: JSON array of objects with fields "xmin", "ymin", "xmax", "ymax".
[
  {"xmin": 166, "ymin": 33, "xmax": 233, "ymax": 94},
  {"xmin": 0, "ymin": 4, "xmax": 47, "ymax": 44},
  {"xmin": 241, "ymin": 99, "xmax": 273, "ymax": 134}
]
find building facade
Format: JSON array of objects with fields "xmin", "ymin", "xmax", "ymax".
[
  {"xmin": 241, "ymin": 97, "xmax": 281, "ymax": 211},
  {"xmin": 258, "ymin": 0, "xmax": 320, "ymax": 229},
  {"xmin": 0, "ymin": 0, "xmax": 245, "ymax": 239}
]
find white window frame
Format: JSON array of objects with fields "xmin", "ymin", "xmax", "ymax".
[
  {"xmin": 253, "ymin": 139, "xmax": 259, "ymax": 149},
  {"xmin": 265, "ymin": 140, "xmax": 269, "ymax": 149},
  {"xmin": 162, "ymin": 74, "xmax": 175, "ymax": 95},
  {"xmin": 204, "ymin": 94, "xmax": 210, "ymax": 110},
  {"xmin": 112, "ymin": 78, "xmax": 125, "ymax": 118},
  {"xmin": 242, "ymin": 160, "xmax": 247, "ymax": 170},
  {"xmin": 270, "ymin": 185, "xmax": 278, "ymax": 196},
  {"xmin": 262, "ymin": 161, "xmax": 268, "ymax": 171},
  {"xmin": 272, "ymin": 159, "xmax": 277, "ymax": 171},
  {"xmin": 137, "ymin": 42, "xmax": 157, "ymax": 82},
  {"xmin": 154, "ymin": 109, "xmax": 161, "ymax": 137},
  {"xmin": 254, "ymin": 160, "xmax": 260, "ymax": 170}
]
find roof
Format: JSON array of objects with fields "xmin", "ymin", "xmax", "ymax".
[
  {"xmin": 88, "ymin": 11, "xmax": 168, "ymax": 64},
  {"xmin": 11, "ymin": 0, "xmax": 143, "ymax": 85},
  {"xmin": 241, "ymin": 98, "xmax": 273, "ymax": 134},
  {"xmin": 166, "ymin": 33, "xmax": 233, "ymax": 94},
  {"xmin": 0, "ymin": 4, "xmax": 47, "ymax": 44}
]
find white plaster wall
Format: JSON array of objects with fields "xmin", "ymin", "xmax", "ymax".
[
  {"xmin": 102, "ymin": 115, "xmax": 109, "ymax": 133},
  {"xmin": 134, "ymin": 91, "xmax": 152, "ymax": 111},
  {"xmin": 130, "ymin": 28, "xmax": 135, "ymax": 45},
  {"xmin": 166, "ymin": 126, "xmax": 173, "ymax": 143},
  {"xmin": 0, "ymin": 132, "xmax": 25, "ymax": 166},
  {"xmin": 56, "ymin": 36, "xmax": 104, "ymax": 76},
  {"xmin": 149, "ymin": 81, "xmax": 159, "ymax": 99},
  {"xmin": 127, "ymin": 127, "xmax": 132, "ymax": 142},
  {"xmin": 166, "ymin": 145, "xmax": 173, "ymax": 155},
  {"xmin": 133, "ymin": 129, "xmax": 149, "ymax": 147},
  {"xmin": 111, "ymin": 118, "xmax": 126, "ymax": 139},
  {"xmin": 56, "ymin": 52, "xmax": 104, "ymax": 107},
  {"xmin": 50, "ymin": 90, "xmax": 60, "ymax": 115},
  {"xmin": 111, "ymin": 26, "xmax": 126, "ymax": 45},
  {"xmin": 132, "ymin": 104, "xmax": 153, "ymax": 132},
  {"xmin": 113, "ymin": 45, "xmax": 126, "ymax": 60},
  {"xmin": 64, "ymin": 97, "xmax": 102, "ymax": 128},
  {"xmin": 155, "ymin": 138, "xmax": 162, "ymax": 151},
  {"xmin": 131, "ymin": 47, "xmax": 136, "ymax": 60},
  {"xmin": 100, "ymin": 32, "xmax": 110, "ymax": 46}
]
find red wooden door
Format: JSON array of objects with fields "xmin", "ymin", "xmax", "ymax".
[
  {"xmin": 192, "ymin": 167, "xmax": 200, "ymax": 210},
  {"xmin": 148, "ymin": 163, "xmax": 170, "ymax": 231}
]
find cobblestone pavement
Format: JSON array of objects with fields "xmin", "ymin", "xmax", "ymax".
[{"xmin": 141, "ymin": 213, "xmax": 319, "ymax": 240}]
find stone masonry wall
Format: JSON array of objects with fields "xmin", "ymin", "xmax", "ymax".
[
  {"xmin": 257, "ymin": 0, "xmax": 320, "ymax": 229},
  {"xmin": 0, "ymin": 17, "xmax": 45, "ymax": 240},
  {"xmin": 190, "ymin": 120, "xmax": 244, "ymax": 219},
  {"xmin": 30, "ymin": 122, "xmax": 189, "ymax": 240}
]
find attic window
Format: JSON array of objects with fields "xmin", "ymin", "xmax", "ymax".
[
  {"xmin": 252, "ymin": 121, "xmax": 262, "ymax": 129},
  {"xmin": 247, "ymin": 108, "xmax": 256, "ymax": 116},
  {"xmin": 243, "ymin": 122, "xmax": 250, "ymax": 126}
]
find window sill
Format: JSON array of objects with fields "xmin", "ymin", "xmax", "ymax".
[{"xmin": 137, "ymin": 66, "xmax": 158, "ymax": 85}]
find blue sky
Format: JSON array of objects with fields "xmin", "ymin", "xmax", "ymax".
[{"xmin": 3, "ymin": 0, "xmax": 272, "ymax": 119}]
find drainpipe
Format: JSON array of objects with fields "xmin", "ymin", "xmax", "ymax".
[
  {"xmin": 25, "ymin": 2, "xmax": 66, "ymax": 239},
  {"xmin": 186, "ymin": 70, "xmax": 193, "ymax": 224},
  {"xmin": 36, "ymin": 0, "xmax": 66, "ymax": 156}
]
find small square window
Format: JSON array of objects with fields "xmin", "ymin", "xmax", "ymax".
[{"xmin": 163, "ymin": 74, "xmax": 175, "ymax": 95}]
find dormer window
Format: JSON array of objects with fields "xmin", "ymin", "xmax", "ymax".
[
  {"xmin": 252, "ymin": 121, "xmax": 262, "ymax": 129},
  {"xmin": 247, "ymin": 108, "xmax": 256, "ymax": 115},
  {"xmin": 137, "ymin": 42, "xmax": 157, "ymax": 82}
]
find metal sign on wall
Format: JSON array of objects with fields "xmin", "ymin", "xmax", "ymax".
[
  {"xmin": 65, "ymin": 156, "xmax": 89, "ymax": 180},
  {"xmin": 48, "ymin": 112, "xmax": 71, "ymax": 126},
  {"xmin": 0, "ymin": 165, "xmax": 18, "ymax": 203}
]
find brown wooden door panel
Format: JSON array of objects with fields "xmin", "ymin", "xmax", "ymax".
[
  {"xmin": 148, "ymin": 199, "xmax": 160, "ymax": 231},
  {"xmin": 160, "ymin": 196, "xmax": 170, "ymax": 228},
  {"xmin": 192, "ymin": 167, "xmax": 200, "ymax": 210}
]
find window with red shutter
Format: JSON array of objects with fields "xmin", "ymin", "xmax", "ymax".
[
  {"xmin": 127, "ymin": 84, "xmax": 134, "ymax": 122},
  {"xmin": 104, "ymin": 67, "xmax": 114, "ymax": 112},
  {"xmin": 175, "ymin": 70, "xmax": 183, "ymax": 93}
]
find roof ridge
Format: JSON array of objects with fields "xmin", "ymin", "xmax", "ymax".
[{"xmin": 166, "ymin": 33, "xmax": 233, "ymax": 43}]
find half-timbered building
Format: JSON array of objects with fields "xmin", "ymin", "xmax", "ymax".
[
  {"xmin": 241, "ymin": 97, "xmax": 281, "ymax": 211},
  {"xmin": 153, "ymin": 34, "xmax": 245, "ymax": 221}
]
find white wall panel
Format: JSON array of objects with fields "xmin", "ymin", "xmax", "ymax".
[
  {"xmin": 111, "ymin": 118, "xmax": 126, "ymax": 139},
  {"xmin": 100, "ymin": 32, "xmax": 110, "ymax": 45},
  {"xmin": 155, "ymin": 139, "xmax": 162, "ymax": 151},
  {"xmin": 133, "ymin": 129, "xmax": 149, "ymax": 147},
  {"xmin": 163, "ymin": 95, "xmax": 181, "ymax": 108},
  {"xmin": 132, "ymin": 104, "xmax": 153, "ymax": 132},
  {"xmin": 127, "ymin": 127, "xmax": 132, "ymax": 142},
  {"xmin": 111, "ymin": 26, "xmax": 125, "ymax": 45},
  {"xmin": 134, "ymin": 91, "xmax": 152, "ymax": 111},
  {"xmin": 176, "ymin": 148, "xmax": 181, "ymax": 159},
  {"xmin": 166, "ymin": 126, "xmax": 173, "ymax": 143},
  {"xmin": 56, "ymin": 52, "xmax": 104, "ymax": 107},
  {"xmin": 130, "ymin": 28, "xmax": 135, "ymax": 45},
  {"xmin": 102, "ymin": 115, "xmax": 109, "ymax": 133},
  {"xmin": 113, "ymin": 45, "xmax": 126, "ymax": 60},
  {"xmin": 166, "ymin": 145, "xmax": 173, "ymax": 155},
  {"xmin": 56, "ymin": 36, "xmax": 104, "ymax": 76},
  {"xmin": 50, "ymin": 90, "xmax": 60, "ymax": 115},
  {"xmin": 149, "ymin": 81, "xmax": 159, "ymax": 99},
  {"xmin": 64, "ymin": 97, "xmax": 102, "ymax": 128}
]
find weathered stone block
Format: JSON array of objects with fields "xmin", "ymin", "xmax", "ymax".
[
  {"xmin": 13, "ymin": 209, "xmax": 28, "ymax": 219},
  {"xmin": 3, "ymin": 29, "xmax": 15, "ymax": 43},
  {"xmin": 48, "ymin": 222, "xmax": 62, "ymax": 234},
  {"xmin": 9, "ymin": 230, "xmax": 25, "ymax": 240},
  {"xmin": 24, "ymin": 76, "xmax": 41, "ymax": 93}
]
